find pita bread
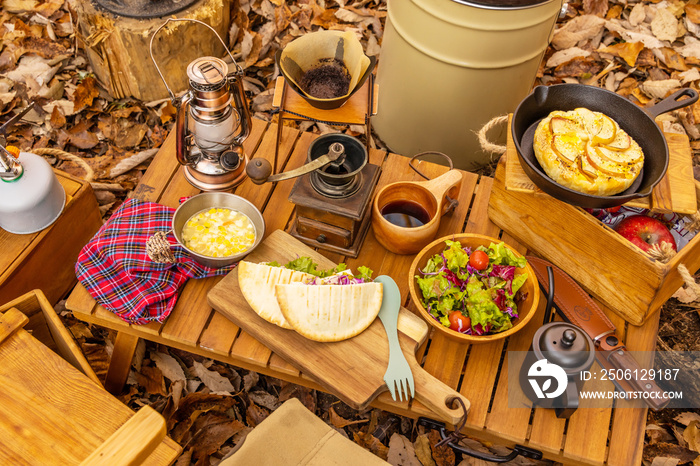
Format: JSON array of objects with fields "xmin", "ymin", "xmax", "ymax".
[
  {"xmin": 275, "ymin": 283, "xmax": 383, "ymax": 342},
  {"xmin": 238, "ymin": 261, "xmax": 315, "ymax": 329}
]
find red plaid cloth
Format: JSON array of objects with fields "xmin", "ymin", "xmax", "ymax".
[{"xmin": 75, "ymin": 198, "xmax": 236, "ymax": 325}]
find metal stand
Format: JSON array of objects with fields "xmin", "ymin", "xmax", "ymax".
[{"xmin": 271, "ymin": 75, "xmax": 377, "ymax": 174}]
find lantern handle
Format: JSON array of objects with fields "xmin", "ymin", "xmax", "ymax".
[{"xmin": 149, "ymin": 18, "xmax": 243, "ymax": 103}]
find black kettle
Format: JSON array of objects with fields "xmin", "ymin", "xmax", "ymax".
[{"xmin": 519, "ymin": 267, "xmax": 595, "ymax": 418}]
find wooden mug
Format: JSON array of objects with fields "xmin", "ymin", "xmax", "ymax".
[{"xmin": 372, "ymin": 170, "xmax": 462, "ymax": 255}]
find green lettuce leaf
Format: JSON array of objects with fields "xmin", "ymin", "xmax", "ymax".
[{"xmin": 483, "ymin": 242, "xmax": 527, "ymax": 268}]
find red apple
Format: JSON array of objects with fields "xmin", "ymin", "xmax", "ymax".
[{"xmin": 614, "ymin": 215, "xmax": 677, "ymax": 252}]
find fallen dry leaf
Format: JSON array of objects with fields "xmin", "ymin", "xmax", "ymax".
[
  {"xmin": 329, "ymin": 406, "xmax": 369, "ymax": 429},
  {"xmin": 66, "ymin": 119, "xmax": 99, "ymax": 149},
  {"xmin": 245, "ymin": 400, "xmax": 270, "ymax": 427},
  {"xmin": 641, "ymin": 79, "xmax": 682, "ymax": 99},
  {"xmin": 72, "ymin": 76, "xmax": 99, "ymax": 113},
  {"xmin": 655, "ymin": 47, "xmax": 689, "ymax": 71},
  {"xmin": 108, "ymin": 148, "xmax": 158, "ymax": 178},
  {"xmin": 650, "ymin": 457, "xmax": 681, "ymax": 466},
  {"xmin": 684, "ymin": 421, "xmax": 700, "ymax": 453},
  {"xmin": 168, "ymin": 393, "xmax": 237, "ymax": 442},
  {"xmin": 583, "ymin": 0, "xmax": 608, "ymax": 17},
  {"xmin": 428, "ymin": 428, "xmax": 455, "ymax": 466},
  {"xmin": 413, "ymin": 434, "xmax": 437, "ymax": 466},
  {"xmin": 387, "ymin": 433, "xmax": 422, "ymax": 466},
  {"xmin": 547, "ymin": 47, "xmax": 591, "ymax": 68},
  {"xmin": 599, "ymin": 41, "xmax": 644, "ymax": 67},
  {"xmin": 192, "ymin": 360, "xmax": 236, "ymax": 394},
  {"xmin": 49, "ymin": 104, "xmax": 66, "ymax": 128},
  {"xmin": 643, "ymin": 442, "xmax": 699, "ymax": 464},
  {"xmin": 687, "ymin": 4, "xmax": 700, "ymax": 24},
  {"xmin": 190, "ymin": 414, "xmax": 246, "ymax": 459},
  {"xmin": 136, "ymin": 365, "xmax": 168, "ymax": 397},
  {"xmin": 552, "ymin": 15, "xmax": 606, "ymax": 50},
  {"xmin": 353, "ymin": 430, "xmax": 390, "ymax": 460},
  {"xmin": 247, "ymin": 390, "xmax": 280, "ymax": 411},
  {"xmin": 651, "ymin": 6, "xmax": 681, "ymax": 43},
  {"xmin": 151, "ymin": 350, "xmax": 187, "ymax": 384},
  {"xmin": 676, "ymin": 412, "xmax": 700, "ymax": 426},
  {"xmin": 113, "ymin": 119, "xmax": 147, "ymax": 148},
  {"xmin": 648, "ymin": 424, "xmax": 677, "ymax": 444}
]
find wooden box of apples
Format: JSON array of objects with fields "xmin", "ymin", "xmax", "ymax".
[{"xmin": 488, "ymin": 129, "xmax": 700, "ymax": 326}]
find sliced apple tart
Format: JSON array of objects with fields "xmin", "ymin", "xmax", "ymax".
[{"xmin": 532, "ymin": 108, "xmax": 644, "ymax": 196}]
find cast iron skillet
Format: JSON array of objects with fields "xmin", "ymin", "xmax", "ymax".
[{"xmin": 511, "ymin": 84, "xmax": 698, "ymax": 209}]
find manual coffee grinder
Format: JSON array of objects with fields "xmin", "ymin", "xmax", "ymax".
[
  {"xmin": 247, "ymin": 133, "xmax": 380, "ymax": 257},
  {"xmin": 150, "ymin": 19, "xmax": 252, "ymax": 191}
]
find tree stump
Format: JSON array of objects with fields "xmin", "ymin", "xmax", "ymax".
[{"xmin": 70, "ymin": 0, "xmax": 232, "ymax": 102}]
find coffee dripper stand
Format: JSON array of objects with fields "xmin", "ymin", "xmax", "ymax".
[
  {"xmin": 150, "ymin": 18, "xmax": 252, "ymax": 191},
  {"xmin": 269, "ymin": 73, "xmax": 377, "ymax": 180}
]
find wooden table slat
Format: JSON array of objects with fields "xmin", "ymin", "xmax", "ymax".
[
  {"xmin": 268, "ymin": 353, "xmax": 302, "ymax": 377},
  {"xmin": 65, "ymin": 284, "xmax": 98, "ymax": 319},
  {"xmin": 198, "ymin": 311, "xmax": 240, "ymax": 356},
  {"xmin": 483, "ymin": 297, "xmax": 545, "ymax": 441},
  {"xmin": 562, "ymin": 360, "xmax": 614, "ymax": 464},
  {"xmin": 528, "ymin": 408, "xmax": 566, "ymax": 457},
  {"xmin": 235, "ymin": 124, "xmax": 299, "ymax": 210},
  {"xmin": 229, "ymin": 330, "xmax": 273, "ymax": 366},
  {"xmin": 606, "ymin": 309, "xmax": 652, "ymax": 466},
  {"xmin": 261, "ymin": 131, "xmax": 315, "ymax": 237},
  {"xmin": 129, "ymin": 132, "xmax": 180, "ymax": 203},
  {"xmin": 159, "ymin": 276, "xmax": 222, "ymax": 345}
]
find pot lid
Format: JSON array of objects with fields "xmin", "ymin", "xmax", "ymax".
[{"xmin": 536, "ymin": 322, "xmax": 593, "ymax": 370}]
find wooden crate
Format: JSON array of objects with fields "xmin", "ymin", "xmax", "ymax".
[
  {"xmin": 0, "ymin": 289, "xmax": 100, "ymax": 384},
  {"xmin": 0, "ymin": 169, "xmax": 102, "ymax": 306},
  {"xmin": 488, "ymin": 133, "xmax": 700, "ymax": 326}
]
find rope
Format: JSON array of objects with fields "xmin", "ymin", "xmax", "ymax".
[
  {"xmin": 684, "ymin": 211, "xmax": 700, "ymax": 233},
  {"xmin": 647, "ymin": 242, "xmax": 676, "ymax": 263},
  {"xmin": 146, "ymin": 231, "xmax": 176, "ymax": 264},
  {"xmin": 32, "ymin": 147, "xmax": 95, "ymax": 182},
  {"xmin": 677, "ymin": 263, "xmax": 700, "ymax": 299},
  {"xmin": 476, "ymin": 115, "xmax": 508, "ymax": 155}
]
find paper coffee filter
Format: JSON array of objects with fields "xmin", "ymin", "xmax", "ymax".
[{"xmin": 279, "ymin": 29, "xmax": 371, "ymax": 101}]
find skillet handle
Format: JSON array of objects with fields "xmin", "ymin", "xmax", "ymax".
[{"xmin": 645, "ymin": 88, "xmax": 699, "ymax": 120}]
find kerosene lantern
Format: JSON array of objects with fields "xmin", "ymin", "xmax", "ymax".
[
  {"xmin": 150, "ymin": 19, "xmax": 252, "ymax": 191},
  {"xmin": 247, "ymin": 133, "xmax": 380, "ymax": 257}
]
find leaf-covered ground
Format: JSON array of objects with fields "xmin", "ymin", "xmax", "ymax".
[{"xmin": 3, "ymin": 0, "xmax": 700, "ymax": 464}]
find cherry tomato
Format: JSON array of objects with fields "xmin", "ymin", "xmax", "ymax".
[
  {"xmin": 469, "ymin": 250, "xmax": 489, "ymax": 270},
  {"xmin": 448, "ymin": 311, "xmax": 471, "ymax": 333}
]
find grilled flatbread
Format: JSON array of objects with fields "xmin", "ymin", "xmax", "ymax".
[
  {"xmin": 238, "ymin": 261, "xmax": 315, "ymax": 329},
  {"xmin": 275, "ymin": 282, "xmax": 383, "ymax": 342},
  {"xmin": 533, "ymin": 108, "xmax": 644, "ymax": 196}
]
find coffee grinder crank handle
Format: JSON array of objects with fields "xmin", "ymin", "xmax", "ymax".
[{"xmin": 247, "ymin": 142, "xmax": 346, "ymax": 184}]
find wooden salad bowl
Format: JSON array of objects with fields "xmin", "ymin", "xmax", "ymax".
[{"xmin": 408, "ymin": 233, "xmax": 540, "ymax": 344}]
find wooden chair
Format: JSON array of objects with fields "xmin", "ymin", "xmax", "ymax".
[{"xmin": 0, "ymin": 306, "xmax": 181, "ymax": 465}]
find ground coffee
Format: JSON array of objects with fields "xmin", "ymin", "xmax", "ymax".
[{"xmin": 299, "ymin": 58, "xmax": 351, "ymax": 99}]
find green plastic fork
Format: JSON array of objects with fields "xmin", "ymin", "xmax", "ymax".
[{"xmin": 375, "ymin": 275, "xmax": 415, "ymax": 402}]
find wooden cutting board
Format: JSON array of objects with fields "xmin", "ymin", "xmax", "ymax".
[{"xmin": 208, "ymin": 230, "xmax": 470, "ymax": 426}]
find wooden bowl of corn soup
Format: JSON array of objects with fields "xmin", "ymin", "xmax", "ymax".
[{"xmin": 172, "ymin": 193, "xmax": 265, "ymax": 268}]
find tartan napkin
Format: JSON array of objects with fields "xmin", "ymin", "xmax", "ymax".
[{"xmin": 75, "ymin": 198, "xmax": 236, "ymax": 325}]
